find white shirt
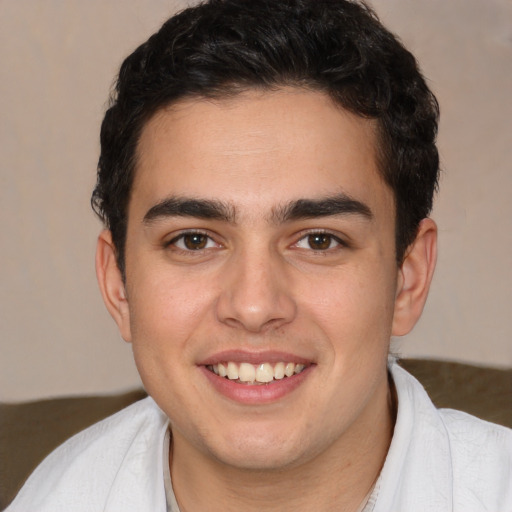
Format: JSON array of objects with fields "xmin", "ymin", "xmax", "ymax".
[{"xmin": 6, "ymin": 363, "xmax": 512, "ymax": 511}]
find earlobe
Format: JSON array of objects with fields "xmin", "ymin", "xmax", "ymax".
[
  {"xmin": 392, "ymin": 218, "xmax": 437, "ymax": 336},
  {"xmin": 95, "ymin": 230, "xmax": 132, "ymax": 342}
]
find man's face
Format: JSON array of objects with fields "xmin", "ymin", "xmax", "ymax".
[{"xmin": 119, "ymin": 89, "xmax": 401, "ymax": 470}]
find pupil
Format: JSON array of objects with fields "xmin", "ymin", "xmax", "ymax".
[
  {"xmin": 184, "ymin": 234, "xmax": 207, "ymax": 250},
  {"xmin": 309, "ymin": 234, "xmax": 331, "ymax": 250}
]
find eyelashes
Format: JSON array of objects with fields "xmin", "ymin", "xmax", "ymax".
[
  {"xmin": 165, "ymin": 229, "xmax": 348, "ymax": 255},
  {"xmin": 167, "ymin": 232, "xmax": 219, "ymax": 251},
  {"xmin": 294, "ymin": 232, "xmax": 345, "ymax": 251}
]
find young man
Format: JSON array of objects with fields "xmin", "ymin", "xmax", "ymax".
[{"xmin": 7, "ymin": 1, "xmax": 511, "ymax": 511}]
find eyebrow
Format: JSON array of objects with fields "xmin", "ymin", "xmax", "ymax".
[
  {"xmin": 142, "ymin": 193, "xmax": 373, "ymax": 225},
  {"xmin": 143, "ymin": 197, "xmax": 236, "ymax": 224},
  {"xmin": 271, "ymin": 193, "xmax": 373, "ymax": 223}
]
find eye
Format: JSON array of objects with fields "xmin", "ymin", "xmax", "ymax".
[
  {"xmin": 295, "ymin": 233, "xmax": 343, "ymax": 251},
  {"xmin": 168, "ymin": 232, "xmax": 218, "ymax": 251}
]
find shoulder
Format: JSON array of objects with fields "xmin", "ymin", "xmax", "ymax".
[
  {"xmin": 388, "ymin": 363, "xmax": 512, "ymax": 510},
  {"xmin": 438, "ymin": 407, "xmax": 512, "ymax": 506},
  {"xmin": 6, "ymin": 397, "xmax": 169, "ymax": 512},
  {"xmin": 32, "ymin": 395, "xmax": 166, "ymax": 467},
  {"xmin": 439, "ymin": 406, "xmax": 512, "ymax": 447},
  {"xmin": 393, "ymin": 362, "xmax": 512, "ymax": 470}
]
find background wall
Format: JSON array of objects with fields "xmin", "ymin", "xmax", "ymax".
[{"xmin": 1, "ymin": 0, "xmax": 511, "ymax": 402}]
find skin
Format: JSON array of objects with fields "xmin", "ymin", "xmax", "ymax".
[{"xmin": 97, "ymin": 88, "xmax": 437, "ymax": 511}]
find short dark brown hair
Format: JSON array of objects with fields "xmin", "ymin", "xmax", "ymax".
[{"xmin": 92, "ymin": 0, "xmax": 439, "ymax": 277}]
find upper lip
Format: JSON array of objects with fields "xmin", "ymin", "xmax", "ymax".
[{"xmin": 198, "ymin": 350, "xmax": 314, "ymax": 366}]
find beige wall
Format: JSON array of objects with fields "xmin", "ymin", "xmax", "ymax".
[{"xmin": 1, "ymin": 0, "xmax": 511, "ymax": 402}]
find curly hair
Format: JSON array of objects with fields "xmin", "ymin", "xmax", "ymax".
[{"xmin": 92, "ymin": 0, "xmax": 439, "ymax": 277}]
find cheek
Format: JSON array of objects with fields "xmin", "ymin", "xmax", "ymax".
[
  {"xmin": 129, "ymin": 267, "xmax": 213, "ymax": 332},
  {"xmin": 126, "ymin": 281, "xmax": 205, "ymax": 407},
  {"xmin": 301, "ymin": 265, "xmax": 397, "ymax": 349},
  {"xmin": 125, "ymin": 272, "xmax": 216, "ymax": 386}
]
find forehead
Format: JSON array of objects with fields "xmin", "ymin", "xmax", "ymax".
[{"xmin": 131, "ymin": 88, "xmax": 391, "ymax": 221}]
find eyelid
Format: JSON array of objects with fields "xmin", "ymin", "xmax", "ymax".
[
  {"xmin": 165, "ymin": 229, "xmax": 221, "ymax": 250},
  {"xmin": 292, "ymin": 229, "xmax": 348, "ymax": 250},
  {"xmin": 163, "ymin": 228, "xmax": 349, "ymax": 252}
]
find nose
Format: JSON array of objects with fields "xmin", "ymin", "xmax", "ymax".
[{"xmin": 215, "ymin": 247, "xmax": 297, "ymax": 333}]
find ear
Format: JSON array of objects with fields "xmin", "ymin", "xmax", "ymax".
[
  {"xmin": 95, "ymin": 230, "xmax": 132, "ymax": 342},
  {"xmin": 392, "ymin": 218, "xmax": 437, "ymax": 336}
]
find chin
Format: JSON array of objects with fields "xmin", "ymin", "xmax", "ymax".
[
  {"xmin": 212, "ymin": 446, "xmax": 305, "ymax": 472},
  {"xmin": 202, "ymin": 426, "xmax": 319, "ymax": 472}
]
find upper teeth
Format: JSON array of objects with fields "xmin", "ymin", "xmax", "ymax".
[{"xmin": 209, "ymin": 362, "xmax": 306, "ymax": 384}]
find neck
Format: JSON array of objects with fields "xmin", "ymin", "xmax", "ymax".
[{"xmin": 170, "ymin": 375, "xmax": 395, "ymax": 512}]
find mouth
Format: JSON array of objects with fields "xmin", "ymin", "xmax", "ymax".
[{"xmin": 206, "ymin": 361, "xmax": 308, "ymax": 385}]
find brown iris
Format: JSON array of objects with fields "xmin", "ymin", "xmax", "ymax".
[
  {"xmin": 182, "ymin": 233, "xmax": 209, "ymax": 250},
  {"xmin": 307, "ymin": 234, "xmax": 333, "ymax": 250}
]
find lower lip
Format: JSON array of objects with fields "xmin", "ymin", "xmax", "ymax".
[{"xmin": 199, "ymin": 365, "xmax": 313, "ymax": 404}]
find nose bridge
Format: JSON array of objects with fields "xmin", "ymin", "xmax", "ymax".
[{"xmin": 216, "ymin": 242, "xmax": 296, "ymax": 332}]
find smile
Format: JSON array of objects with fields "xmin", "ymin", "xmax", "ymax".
[{"xmin": 207, "ymin": 362, "xmax": 307, "ymax": 385}]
